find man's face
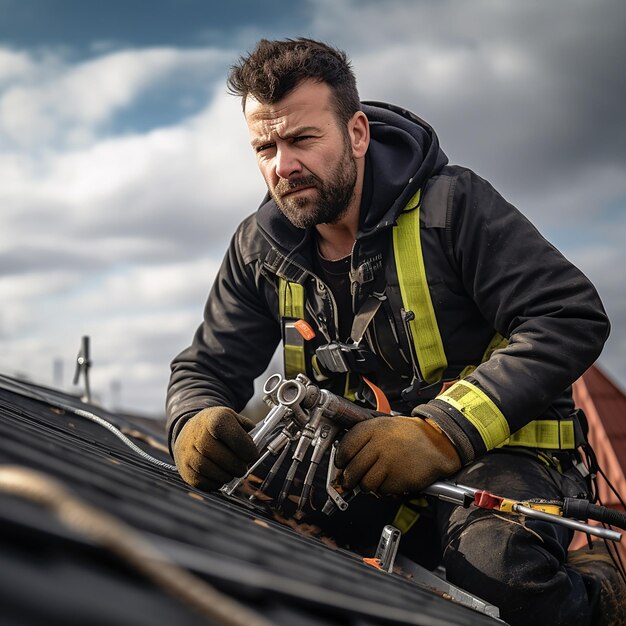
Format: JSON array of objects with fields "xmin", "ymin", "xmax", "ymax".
[{"xmin": 245, "ymin": 80, "xmax": 358, "ymax": 229}]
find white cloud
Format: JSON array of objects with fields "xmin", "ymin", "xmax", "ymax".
[
  {"xmin": 0, "ymin": 46, "xmax": 233, "ymax": 148},
  {"xmin": 0, "ymin": 274, "xmax": 209, "ymax": 414},
  {"xmin": 73, "ymin": 259, "xmax": 221, "ymax": 314},
  {"xmin": 0, "ymin": 44, "xmax": 265, "ymax": 413},
  {"xmin": 0, "ymin": 271, "xmax": 80, "ymax": 337},
  {"xmin": 1, "ymin": 86, "xmax": 262, "ymax": 242},
  {"xmin": 0, "ymin": 74, "xmax": 263, "ymax": 279},
  {"xmin": 0, "ymin": 48, "xmax": 37, "ymax": 84},
  {"xmin": 0, "ymin": 270, "xmax": 78, "ymax": 301},
  {"xmin": 1, "ymin": 1, "xmax": 624, "ymax": 416}
]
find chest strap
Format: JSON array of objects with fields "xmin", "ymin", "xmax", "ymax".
[
  {"xmin": 278, "ymin": 280, "xmax": 306, "ymax": 377},
  {"xmin": 393, "ymin": 188, "xmax": 447, "ymax": 384}
]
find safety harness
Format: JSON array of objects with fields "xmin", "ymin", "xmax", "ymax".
[{"xmin": 277, "ymin": 178, "xmax": 579, "ymax": 460}]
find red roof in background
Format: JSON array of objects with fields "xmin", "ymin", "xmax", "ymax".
[
  {"xmin": 576, "ymin": 365, "xmax": 626, "ymax": 472},
  {"xmin": 573, "ymin": 364, "xmax": 626, "ymax": 492},
  {"xmin": 571, "ymin": 364, "xmax": 626, "ymax": 554}
]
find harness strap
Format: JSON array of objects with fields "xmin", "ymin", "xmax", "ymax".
[
  {"xmin": 459, "ymin": 332, "xmax": 508, "ymax": 378},
  {"xmin": 278, "ymin": 280, "xmax": 306, "ymax": 378},
  {"xmin": 392, "ymin": 497, "xmax": 428, "ymax": 534},
  {"xmin": 393, "ymin": 189, "xmax": 447, "ymax": 384},
  {"xmin": 276, "ymin": 179, "xmax": 577, "ymax": 453},
  {"xmin": 349, "ymin": 293, "xmax": 385, "ymax": 345}
]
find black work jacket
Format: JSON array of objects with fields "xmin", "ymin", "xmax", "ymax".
[{"xmin": 166, "ymin": 102, "xmax": 610, "ymax": 460}]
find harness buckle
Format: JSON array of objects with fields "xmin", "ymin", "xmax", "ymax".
[{"xmin": 315, "ymin": 342, "xmax": 380, "ymax": 375}]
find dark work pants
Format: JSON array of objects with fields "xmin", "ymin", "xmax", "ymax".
[
  {"xmin": 434, "ymin": 450, "xmax": 592, "ymax": 626},
  {"xmin": 261, "ymin": 448, "xmax": 593, "ymax": 625}
]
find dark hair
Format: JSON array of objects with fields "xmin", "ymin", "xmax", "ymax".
[{"xmin": 227, "ymin": 38, "xmax": 361, "ymax": 126}]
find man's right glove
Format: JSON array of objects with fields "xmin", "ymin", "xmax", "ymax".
[{"xmin": 173, "ymin": 406, "xmax": 260, "ymax": 491}]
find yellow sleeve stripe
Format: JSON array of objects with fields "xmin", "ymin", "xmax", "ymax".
[
  {"xmin": 437, "ymin": 380, "xmax": 510, "ymax": 450},
  {"xmin": 504, "ymin": 420, "xmax": 576, "ymax": 450}
]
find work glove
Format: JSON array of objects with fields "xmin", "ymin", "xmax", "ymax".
[
  {"xmin": 335, "ymin": 416, "xmax": 462, "ymax": 495},
  {"xmin": 173, "ymin": 406, "xmax": 260, "ymax": 491}
]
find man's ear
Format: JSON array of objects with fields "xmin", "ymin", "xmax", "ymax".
[{"xmin": 348, "ymin": 111, "xmax": 370, "ymax": 159}]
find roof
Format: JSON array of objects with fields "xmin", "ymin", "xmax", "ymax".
[
  {"xmin": 0, "ymin": 373, "xmax": 503, "ymax": 626},
  {"xmin": 577, "ymin": 365, "xmax": 626, "ymax": 467},
  {"xmin": 570, "ymin": 365, "xmax": 626, "ymax": 558},
  {"xmin": 573, "ymin": 365, "xmax": 626, "ymax": 507}
]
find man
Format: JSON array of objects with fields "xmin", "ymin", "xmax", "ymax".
[{"xmin": 167, "ymin": 38, "xmax": 614, "ymax": 624}]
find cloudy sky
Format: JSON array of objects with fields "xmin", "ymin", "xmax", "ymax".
[{"xmin": 1, "ymin": 0, "xmax": 624, "ymax": 416}]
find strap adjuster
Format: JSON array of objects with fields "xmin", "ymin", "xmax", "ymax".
[{"xmin": 315, "ymin": 342, "xmax": 379, "ymax": 375}]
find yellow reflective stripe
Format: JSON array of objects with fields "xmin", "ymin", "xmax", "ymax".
[
  {"xmin": 343, "ymin": 374, "xmax": 356, "ymax": 401},
  {"xmin": 438, "ymin": 380, "xmax": 510, "ymax": 450},
  {"xmin": 458, "ymin": 333, "xmax": 508, "ymax": 379},
  {"xmin": 392, "ymin": 498, "xmax": 428, "ymax": 534},
  {"xmin": 393, "ymin": 505, "xmax": 420, "ymax": 534},
  {"xmin": 279, "ymin": 279, "xmax": 306, "ymax": 377},
  {"xmin": 458, "ymin": 364, "xmax": 477, "ymax": 378},
  {"xmin": 440, "ymin": 381, "xmax": 576, "ymax": 451},
  {"xmin": 393, "ymin": 189, "xmax": 447, "ymax": 384},
  {"xmin": 278, "ymin": 279, "xmax": 305, "ymax": 319},
  {"xmin": 284, "ymin": 345, "xmax": 305, "ymax": 379},
  {"xmin": 311, "ymin": 354, "xmax": 326, "ymax": 380},
  {"xmin": 503, "ymin": 420, "xmax": 576, "ymax": 450},
  {"xmin": 483, "ymin": 332, "xmax": 508, "ymax": 361}
]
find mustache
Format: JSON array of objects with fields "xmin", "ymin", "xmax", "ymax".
[{"xmin": 275, "ymin": 175, "xmax": 318, "ymax": 196}]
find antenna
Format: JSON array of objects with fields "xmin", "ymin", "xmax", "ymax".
[{"xmin": 73, "ymin": 336, "xmax": 92, "ymax": 403}]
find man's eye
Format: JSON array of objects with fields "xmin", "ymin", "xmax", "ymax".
[
  {"xmin": 293, "ymin": 135, "xmax": 313, "ymax": 143},
  {"xmin": 256, "ymin": 143, "xmax": 275, "ymax": 153}
]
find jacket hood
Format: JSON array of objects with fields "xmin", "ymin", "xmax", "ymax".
[
  {"xmin": 256, "ymin": 101, "xmax": 448, "ymax": 258},
  {"xmin": 358, "ymin": 101, "xmax": 448, "ymax": 233}
]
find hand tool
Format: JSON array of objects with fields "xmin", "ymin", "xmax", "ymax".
[{"xmin": 223, "ymin": 374, "xmax": 625, "ymax": 544}]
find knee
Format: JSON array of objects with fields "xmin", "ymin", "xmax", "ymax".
[
  {"xmin": 445, "ymin": 511, "xmax": 547, "ymax": 588},
  {"xmin": 443, "ymin": 511, "xmax": 589, "ymax": 625}
]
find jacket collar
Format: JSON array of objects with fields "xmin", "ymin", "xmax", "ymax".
[{"xmin": 257, "ymin": 101, "xmax": 448, "ymax": 279}]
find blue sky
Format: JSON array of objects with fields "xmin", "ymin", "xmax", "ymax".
[{"xmin": 1, "ymin": 0, "xmax": 624, "ymax": 414}]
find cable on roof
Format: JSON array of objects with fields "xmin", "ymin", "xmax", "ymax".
[
  {"xmin": 0, "ymin": 374, "xmax": 177, "ymax": 472},
  {"xmin": 0, "ymin": 465, "xmax": 274, "ymax": 626},
  {"xmin": 71, "ymin": 405, "xmax": 177, "ymax": 472}
]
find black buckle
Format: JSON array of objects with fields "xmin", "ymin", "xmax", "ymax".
[
  {"xmin": 401, "ymin": 379, "xmax": 423, "ymax": 403},
  {"xmin": 315, "ymin": 342, "xmax": 379, "ymax": 375}
]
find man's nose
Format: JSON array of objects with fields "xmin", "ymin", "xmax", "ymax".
[{"xmin": 274, "ymin": 144, "xmax": 302, "ymax": 180}]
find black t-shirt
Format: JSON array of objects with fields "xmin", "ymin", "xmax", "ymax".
[
  {"xmin": 313, "ymin": 252, "xmax": 352, "ymax": 341},
  {"xmin": 312, "ymin": 161, "xmax": 374, "ymax": 342}
]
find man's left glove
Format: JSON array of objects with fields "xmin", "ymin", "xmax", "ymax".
[{"xmin": 335, "ymin": 416, "xmax": 462, "ymax": 495}]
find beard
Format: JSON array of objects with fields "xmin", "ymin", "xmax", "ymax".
[{"xmin": 270, "ymin": 142, "xmax": 357, "ymax": 230}]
